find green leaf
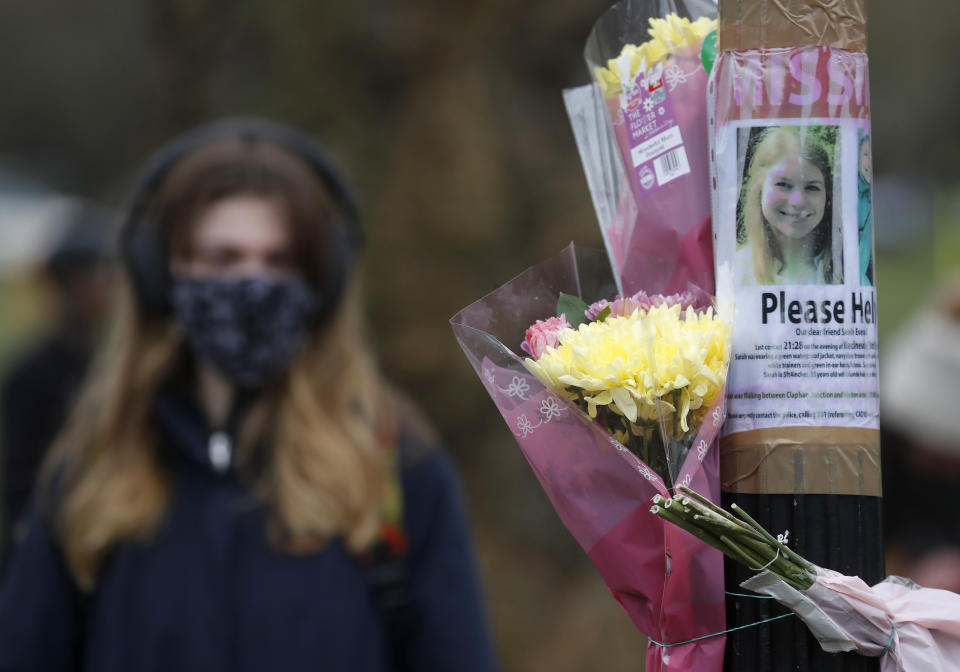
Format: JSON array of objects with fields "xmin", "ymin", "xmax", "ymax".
[
  {"xmin": 701, "ymin": 29, "xmax": 717, "ymax": 75},
  {"xmin": 556, "ymin": 293, "xmax": 590, "ymax": 328}
]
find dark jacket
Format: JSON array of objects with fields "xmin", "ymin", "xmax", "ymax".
[
  {"xmin": 0, "ymin": 333, "xmax": 90, "ymax": 546},
  {"xmin": 0, "ymin": 388, "xmax": 498, "ymax": 672}
]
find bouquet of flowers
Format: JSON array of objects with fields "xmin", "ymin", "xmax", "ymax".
[
  {"xmin": 451, "ymin": 245, "xmax": 733, "ymax": 672},
  {"xmin": 453, "ymin": 1, "xmax": 729, "ymax": 668},
  {"xmin": 521, "ymin": 288, "xmax": 729, "ymax": 488},
  {"xmin": 653, "ymin": 490, "xmax": 960, "ymax": 671},
  {"xmin": 565, "ymin": 0, "xmax": 718, "ymax": 297},
  {"xmin": 591, "ymin": 11, "xmax": 716, "ymax": 214}
]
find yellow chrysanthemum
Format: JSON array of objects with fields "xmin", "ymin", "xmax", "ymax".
[
  {"xmin": 523, "ymin": 304, "xmax": 729, "ymax": 434},
  {"xmin": 594, "ymin": 13, "xmax": 717, "ymax": 97}
]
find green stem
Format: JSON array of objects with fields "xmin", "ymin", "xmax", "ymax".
[
  {"xmin": 682, "ymin": 499, "xmax": 766, "ymax": 543},
  {"xmin": 733, "ymin": 532, "xmax": 812, "ymax": 588},
  {"xmin": 661, "ymin": 491, "xmax": 815, "ymax": 589},
  {"xmin": 717, "ymin": 534, "xmax": 768, "ymax": 572},
  {"xmin": 652, "ymin": 506, "xmax": 728, "ymax": 553},
  {"xmin": 731, "ymin": 503, "xmax": 815, "ymax": 573},
  {"xmin": 678, "ymin": 485, "xmax": 814, "ymax": 575},
  {"xmin": 678, "ymin": 487, "xmax": 763, "ymax": 539},
  {"xmin": 719, "ymin": 534, "xmax": 806, "ymax": 590}
]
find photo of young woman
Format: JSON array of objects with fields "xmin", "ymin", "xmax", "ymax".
[
  {"xmin": 736, "ymin": 125, "xmax": 843, "ymax": 286},
  {"xmin": 858, "ymin": 130, "xmax": 874, "ymax": 285}
]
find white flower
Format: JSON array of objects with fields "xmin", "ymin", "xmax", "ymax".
[
  {"xmin": 516, "ymin": 414, "xmax": 541, "ymax": 437},
  {"xmin": 639, "ymin": 464, "xmax": 658, "ymax": 482},
  {"xmin": 712, "ymin": 405, "xmax": 724, "ymax": 427},
  {"xmin": 539, "ymin": 396, "xmax": 564, "ymax": 422},
  {"xmin": 505, "ymin": 376, "xmax": 531, "ymax": 399},
  {"xmin": 697, "ymin": 440, "xmax": 708, "ymax": 462}
]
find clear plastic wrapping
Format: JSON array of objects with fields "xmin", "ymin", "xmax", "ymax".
[
  {"xmin": 451, "ymin": 245, "xmax": 727, "ymax": 672},
  {"xmin": 566, "ymin": 0, "xmax": 718, "ymax": 298}
]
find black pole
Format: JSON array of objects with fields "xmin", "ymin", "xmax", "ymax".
[{"xmin": 722, "ymin": 492, "xmax": 883, "ymax": 671}]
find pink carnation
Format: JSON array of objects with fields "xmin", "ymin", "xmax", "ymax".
[{"xmin": 521, "ymin": 315, "xmax": 570, "ymax": 359}]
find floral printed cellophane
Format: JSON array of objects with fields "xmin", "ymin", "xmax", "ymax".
[{"xmin": 451, "ymin": 245, "xmax": 726, "ymax": 672}]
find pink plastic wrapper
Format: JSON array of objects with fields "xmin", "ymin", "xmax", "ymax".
[
  {"xmin": 742, "ymin": 570, "xmax": 960, "ymax": 672},
  {"xmin": 601, "ymin": 45, "xmax": 713, "ymax": 297},
  {"xmin": 451, "ymin": 245, "xmax": 726, "ymax": 672},
  {"xmin": 566, "ymin": 0, "xmax": 718, "ymax": 297}
]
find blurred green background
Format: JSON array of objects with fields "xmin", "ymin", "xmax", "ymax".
[{"xmin": 0, "ymin": 1, "xmax": 958, "ymax": 670}]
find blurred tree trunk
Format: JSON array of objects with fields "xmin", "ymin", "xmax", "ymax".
[{"xmin": 147, "ymin": 0, "xmax": 225, "ymax": 136}]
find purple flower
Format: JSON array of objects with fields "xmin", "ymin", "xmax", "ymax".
[
  {"xmin": 650, "ymin": 290, "xmax": 699, "ymax": 310},
  {"xmin": 585, "ymin": 290, "xmax": 700, "ymax": 320}
]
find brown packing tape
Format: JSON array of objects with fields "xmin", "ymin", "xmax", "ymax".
[
  {"xmin": 720, "ymin": 427, "xmax": 881, "ymax": 495},
  {"xmin": 718, "ymin": 0, "xmax": 868, "ymax": 52}
]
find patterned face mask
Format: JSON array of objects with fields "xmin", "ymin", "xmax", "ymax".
[{"xmin": 170, "ymin": 275, "xmax": 321, "ymax": 389}]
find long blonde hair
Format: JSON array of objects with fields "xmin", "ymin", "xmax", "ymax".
[{"xmin": 44, "ymin": 137, "xmax": 391, "ymax": 591}]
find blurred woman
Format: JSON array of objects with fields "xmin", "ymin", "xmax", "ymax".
[
  {"xmin": 0, "ymin": 119, "xmax": 497, "ymax": 672},
  {"xmin": 737, "ymin": 126, "xmax": 839, "ymax": 285}
]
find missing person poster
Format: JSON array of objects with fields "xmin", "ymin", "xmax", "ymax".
[{"xmin": 709, "ymin": 47, "xmax": 879, "ymax": 493}]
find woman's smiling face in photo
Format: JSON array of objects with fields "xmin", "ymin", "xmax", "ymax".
[{"xmin": 760, "ymin": 155, "xmax": 826, "ymax": 240}]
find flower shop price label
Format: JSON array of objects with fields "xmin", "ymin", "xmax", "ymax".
[
  {"xmin": 723, "ymin": 286, "xmax": 879, "ymax": 435},
  {"xmin": 619, "ymin": 66, "xmax": 691, "ymax": 191}
]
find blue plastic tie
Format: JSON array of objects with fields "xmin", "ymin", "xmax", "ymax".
[
  {"xmin": 648, "ymin": 613, "xmax": 794, "ymax": 648},
  {"xmin": 725, "ymin": 591, "xmax": 775, "ymax": 599},
  {"xmin": 881, "ymin": 623, "xmax": 896, "ymax": 656}
]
